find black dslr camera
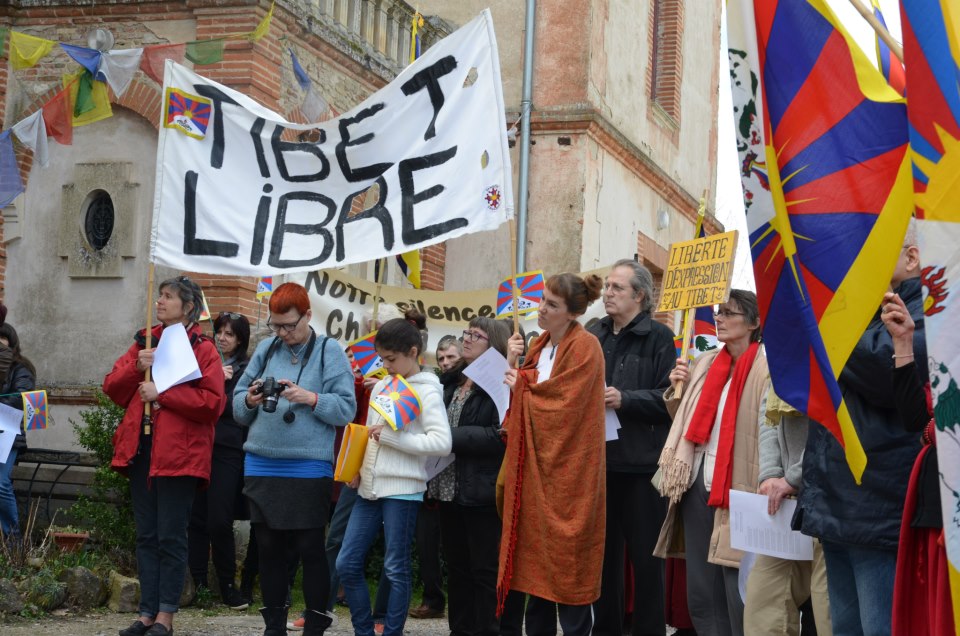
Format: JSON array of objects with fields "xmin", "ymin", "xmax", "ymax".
[{"xmin": 254, "ymin": 377, "xmax": 287, "ymax": 413}]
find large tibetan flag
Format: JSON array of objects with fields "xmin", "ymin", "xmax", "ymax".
[
  {"xmin": 871, "ymin": 0, "xmax": 906, "ymax": 93},
  {"xmin": 727, "ymin": 0, "xmax": 915, "ymax": 482},
  {"xmin": 370, "ymin": 375, "xmax": 422, "ymax": 431},
  {"xmin": 900, "ymin": 0, "xmax": 960, "ymax": 629},
  {"xmin": 22, "ymin": 390, "xmax": 48, "ymax": 431}
]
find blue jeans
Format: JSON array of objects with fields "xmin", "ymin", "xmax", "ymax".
[
  {"xmin": 0, "ymin": 447, "xmax": 20, "ymax": 536},
  {"xmin": 130, "ymin": 441, "xmax": 197, "ymax": 616},
  {"xmin": 337, "ymin": 496, "xmax": 420, "ymax": 636},
  {"xmin": 821, "ymin": 540, "xmax": 897, "ymax": 636}
]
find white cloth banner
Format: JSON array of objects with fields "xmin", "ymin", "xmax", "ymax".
[{"xmin": 151, "ymin": 10, "xmax": 513, "ymax": 276}]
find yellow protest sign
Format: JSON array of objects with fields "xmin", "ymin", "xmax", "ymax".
[{"xmin": 657, "ymin": 230, "xmax": 738, "ymax": 312}]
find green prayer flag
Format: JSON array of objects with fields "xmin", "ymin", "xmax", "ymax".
[
  {"xmin": 74, "ymin": 71, "xmax": 97, "ymax": 117},
  {"xmin": 185, "ymin": 39, "xmax": 225, "ymax": 65},
  {"xmin": 0, "ymin": 28, "xmax": 8, "ymax": 58}
]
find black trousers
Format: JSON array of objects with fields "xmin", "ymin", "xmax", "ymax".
[
  {"xmin": 415, "ymin": 500, "xmax": 445, "ymax": 611},
  {"xmin": 524, "ymin": 595, "xmax": 593, "ymax": 636},
  {"xmin": 593, "ymin": 471, "xmax": 667, "ymax": 636},
  {"xmin": 439, "ymin": 502, "xmax": 500, "ymax": 636},
  {"xmin": 187, "ymin": 446, "xmax": 244, "ymax": 589}
]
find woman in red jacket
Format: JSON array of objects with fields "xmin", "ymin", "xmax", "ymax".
[{"xmin": 104, "ymin": 276, "xmax": 225, "ymax": 636}]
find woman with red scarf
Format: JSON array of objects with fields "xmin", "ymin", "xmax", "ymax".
[{"xmin": 654, "ymin": 289, "xmax": 768, "ymax": 636}]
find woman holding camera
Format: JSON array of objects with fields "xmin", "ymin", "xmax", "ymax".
[
  {"xmin": 233, "ymin": 282, "xmax": 356, "ymax": 636},
  {"xmin": 105, "ymin": 276, "xmax": 226, "ymax": 636}
]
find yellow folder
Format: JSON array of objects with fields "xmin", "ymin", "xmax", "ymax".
[{"xmin": 334, "ymin": 423, "xmax": 368, "ymax": 483}]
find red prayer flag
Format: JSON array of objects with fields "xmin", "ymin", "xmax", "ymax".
[
  {"xmin": 42, "ymin": 87, "xmax": 73, "ymax": 145},
  {"xmin": 140, "ymin": 43, "xmax": 187, "ymax": 84}
]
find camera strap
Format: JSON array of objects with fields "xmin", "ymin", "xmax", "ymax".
[{"xmin": 256, "ymin": 329, "xmax": 327, "ymax": 386}]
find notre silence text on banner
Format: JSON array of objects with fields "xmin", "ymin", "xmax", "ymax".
[{"xmin": 150, "ymin": 10, "xmax": 513, "ymax": 276}]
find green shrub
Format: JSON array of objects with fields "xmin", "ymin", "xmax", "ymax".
[{"xmin": 69, "ymin": 390, "xmax": 136, "ymax": 566}]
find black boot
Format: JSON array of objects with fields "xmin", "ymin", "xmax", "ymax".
[
  {"xmin": 220, "ymin": 581, "xmax": 249, "ymax": 610},
  {"xmin": 259, "ymin": 606, "xmax": 288, "ymax": 636},
  {"xmin": 302, "ymin": 609, "xmax": 335, "ymax": 636}
]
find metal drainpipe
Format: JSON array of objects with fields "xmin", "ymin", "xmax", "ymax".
[{"xmin": 516, "ymin": 0, "xmax": 536, "ymax": 271}]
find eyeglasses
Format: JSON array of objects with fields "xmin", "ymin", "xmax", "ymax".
[
  {"xmin": 603, "ymin": 282, "xmax": 631, "ymax": 294},
  {"xmin": 218, "ymin": 312, "xmax": 242, "ymax": 320},
  {"xmin": 714, "ymin": 309, "xmax": 746, "ymax": 319},
  {"xmin": 462, "ymin": 330, "xmax": 489, "ymax": 343},
  {"xmin": 267, "ymin": 313, "xmax": 305, "ymax": 334}
]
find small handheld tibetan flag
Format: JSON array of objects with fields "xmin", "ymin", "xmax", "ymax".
[
  {"xmin": 256, "ymin": 276, "xmax": 273, "ymax": 300},
  {"xmin": 348, "ymin": 331, "xmax": 385, "ymax": 378},
  {"xmin": 164, "ymin": 87, "xmax": 212, "ymax": 140},
  {"xmin": 496, "ymin": 270, "xmax": 545, "ymax": 317},
  {"xmin": 370, "ymin": 375, "xmax": 421, "ymax": 432},
  {"xmin": 23, "ymin": 390, "xmax": 48, "ymax": 430}
]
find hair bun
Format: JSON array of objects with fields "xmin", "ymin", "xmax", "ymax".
[{"xmin": 583, "ymin": 274, "xmax": 603, "ymax": 303}]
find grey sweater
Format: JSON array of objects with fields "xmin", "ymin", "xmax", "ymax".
[{"xmin": 757, "ymin": 395, "xmax": 809, "ymax": 489}]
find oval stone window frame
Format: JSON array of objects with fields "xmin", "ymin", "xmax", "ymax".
[{"xmin": 82, "ymin": 189, "xmax": 115, "ymax": 251}]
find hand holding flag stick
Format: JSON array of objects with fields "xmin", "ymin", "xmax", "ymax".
[{"xmin": 672, "ymin": 190, "xmax": 710, "ymax": 397}]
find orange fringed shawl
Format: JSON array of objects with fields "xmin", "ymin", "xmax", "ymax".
[{"xmin": 496, "ymin": 321, "xmax": 607, "ymax": 608}]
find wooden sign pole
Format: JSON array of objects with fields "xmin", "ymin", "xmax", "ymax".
[{"xmin": 142, "ymin": 263, "xmax": 155, "ymax": 436}]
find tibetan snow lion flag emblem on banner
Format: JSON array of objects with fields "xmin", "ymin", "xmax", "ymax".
[
  {"xmin": 371, "ymin": 375, "xmax": 422, "ymax": 431},
  {"xmin": 727, "ymin": 0, "xmax": 915, "ymax": 482},
  {"xmin": 22, "ymin": 390, "xmax": 48, "ymax": 430},
  {"xmin": 901, "ymin": 0, "xmax": 960, "ymax": 627},
  {"xmin": 496, "ymin": 270, "xmax": 545, "ymax": 317},
  {"xmin": 163, "ymin": 88, "xmax": 212, "ymax": 140}
]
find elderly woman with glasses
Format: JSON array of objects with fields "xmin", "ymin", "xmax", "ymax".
[
  {"xmin": 233, "ymin": 282, "xmax": 356, "ymax": 636},
  {"xmin": 654, "ymin": 290, "xmax": 769, "ymax": 636},
  {"xmin": 105, "ymin": 277, "xmax": 226, "ymax": 636},
  {"xmin": 187, "ymin": 311, "xmax": 252, "ymax": 610}
]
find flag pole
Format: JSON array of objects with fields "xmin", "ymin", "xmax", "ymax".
[
  {"xmin": 509, "ymin": 218, "xmax": 520, "ymax": 339},
  {"xmin": 674, "ymin": 190, "xmax": 709, "ymax": 398},
  {"xmin": 372, "ymin": 259, "xmax": 385, "ymax": 327},
  {"xmin": 142, "ymin": 262, "xmax": 155, "ymax": 436},
  {"xmin": 847, "ymin": 0, "xmax": 904, "ymax": 62}
]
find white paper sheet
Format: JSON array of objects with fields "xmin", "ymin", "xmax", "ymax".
[
  {"xmin": 152, "ymin": 323, "xmax": 202, "ymax": 393},
  {"xmin": 463, "ymin": 348, "xmax": 511, "ymax": 424},
  {"xmin": 604, "ymin": 407, "xmax": 621, "ymax": 441},
  {"xmin": 424, "ymin": 453, "xmax": 456, "ymax": 482},
  {"xmin": 0, "ymin": 402, "xmax": 22, "ymax": 464},
  {"xmin": 729, "ymin": 490, "xmax": 813, "ymax": 561}
]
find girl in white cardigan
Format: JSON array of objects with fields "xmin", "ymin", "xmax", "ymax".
[{"xmin": 336, "ymin": 309, "xmax": 452, "ymax": 636}]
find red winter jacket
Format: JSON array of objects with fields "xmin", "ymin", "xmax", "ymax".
[{"xmin": 104, "ymin": 323, "xmax": 226, "ymax": 486}]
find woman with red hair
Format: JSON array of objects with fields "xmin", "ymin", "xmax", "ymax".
[{"xmin": 233, "ymin": 282, "xmax": 356, "ymax": 636}]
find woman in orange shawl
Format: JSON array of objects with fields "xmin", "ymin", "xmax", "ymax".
[{"xmin": 498, "ymin": 272, "xmax": 607, "ymax": 636}]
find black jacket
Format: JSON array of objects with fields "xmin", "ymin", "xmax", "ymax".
[
  {"xmin": 214, "ymin": 357, "xmax": 249, "ymax": 450},
  {"xmin": 588, "ymin": 312, "xmax": 676, "ymax": 473},
  {"xmin": 0, "ymin": 362, "xmax": 36, "ymax": 452},
  {"xmin": 797, "ymin": 276, "xmax": 925, "ymax": 549},
  {"xmin": 440, "ymin": 366, "xmax": 505, "ymax": 507}
]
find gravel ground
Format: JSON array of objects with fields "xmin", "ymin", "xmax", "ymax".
[{"xmin": 0, "ymin": 605, "xmax": 451, "ymax": 636}]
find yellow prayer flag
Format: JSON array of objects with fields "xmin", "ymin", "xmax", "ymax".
[
  {"xmin": 250, "ymin": 2, "xmax": 275, "ymax": 41},
  {"xmin": 9, "ymin": 31, "xmax": 55, "ymax": 70},
  {"xmin": 62, "ymin": 70, "xmax": 113, "ymax": 127}
]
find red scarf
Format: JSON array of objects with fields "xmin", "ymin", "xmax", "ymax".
[{"xmin": 683, "ymin": 341, "xmax": 760, "ymax": 508}]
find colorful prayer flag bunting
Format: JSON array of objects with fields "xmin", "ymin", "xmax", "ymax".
[
  {"xmin": 370, "ymin": 375, "xmax": 421, "ymax": 431},
  {"xmin": 22, "ymin": 390, "xmax": 48, "ymax": 431},
  {"xmin": 97, "ymin": 48, "xmax": 143, "ymax": 98},
  {"xmin": 12, "ymin": 110, "xmax": 49, "ymax": 169},
  {"xmin": 43, "ymin": 87, "xmax": 73, "ymax": 145},
  {"xmin": 63, "ymin": 69, "xmax": 112, "ymax": 127},
  {"xmin": 8, "ymin": 31, "xmax": 55, "ymax": 70},
  {"xmin": 185, "ymin": 39, "xmax": 225, "ymax": 65},
  {"xmin": 60, "ymin": 42, "xmax": 102, "ymax": 76}
]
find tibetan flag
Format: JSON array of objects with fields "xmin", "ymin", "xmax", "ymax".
[
  {"xmin": 164, "ymin": 87, "xmax": 212, "ymax": 140},
  {"xmin": 396, "ymin": 250, "xmax": 421, "ymax": 289},
  {"xmin": 728, "ymin": 0, "xmax": 915, "ymax": 483},
  {"xmin": 197, "ymin": 289, "xmax": 212, "ymax": 322},
  {"xmin": 8, "ymin": 31, "xmax": 55, "ymax": 70},
  {"xmin": 496, "ymin": 270, "xmax": 545, "ymax": 317},
  {"xmin": 22, "ymin": 390, "xmax": 48, "ymax": 431},
  {"xmin": 871, "ymin": 0, "xmax": 906, "ymax": 94},
  {"xmin": 900, "ymin": 0, "xmax": 960, "ymax": 628},
  {"xmin": 348, "ymin": 331, "xmax": 385, "ymax": 378},
  {"xmin": 256, "ymin": 276, "xmax": 273, "ymax": 300},
  {"xmin": 370, "ymin": 375, "xmax": 421, "ymax": 432}
]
